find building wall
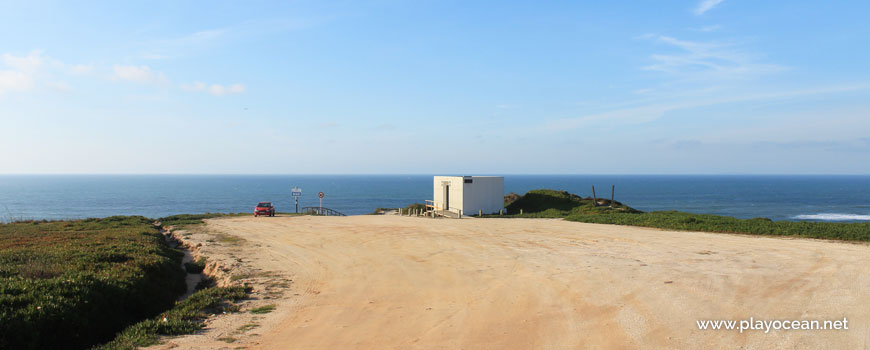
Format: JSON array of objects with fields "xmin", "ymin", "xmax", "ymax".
[
  {"xmin": 432, "ymin": 176, "xmax": 465, "ymax": 211},
  {"xmin": 462, "ymin": 176, "xmax": 504, "ymax": 215},
  {"xmin": 433, "ymin": 176, "xmax": 504, "ymax": 215}
]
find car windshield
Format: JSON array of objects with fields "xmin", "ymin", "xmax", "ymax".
[{"xmin": 258, "ymin": 203, "xmax": 271, "ymax": 207}]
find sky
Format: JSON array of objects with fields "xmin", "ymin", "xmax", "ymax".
[{"xmin": 1, "ymin": 0, "xmax": 869, "ymax": 174}]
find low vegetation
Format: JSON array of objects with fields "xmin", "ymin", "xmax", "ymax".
[
  {"xmin": 0, "ymin": 216, "xmax": 187, "ymax": 350},
  {"xmin": 499, "ymin": 189, "xmax": 870, "ymax": 242},
  {"xmin": 96, "ymin": 286, "xmax": 250, "ymax": 350},
  {"xmin": 250, "ymin": 304, "xmax": 276, "ymax": 314},
  {"xmin": 566, "ymin": 211, "xmax": 870, "ymax": 242},
  {"xmin": 495, "ymin": 189, "xmax": 639, "ymax": 217},
  {"xmin": 184, "ymin": 257, "xmax": 207, "ymax": 274},
  {"xmin": 159, "ymin": 213, "xmax": 241, "ymax": 228}
]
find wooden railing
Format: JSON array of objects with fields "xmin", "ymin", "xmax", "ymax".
[
  {"xmin": 424, "ymin": 200, "xmax": 462, "ymax": 218},
  {"xmin": 300, "ymin": 207, "xmax": 347, "ymax": 216}
]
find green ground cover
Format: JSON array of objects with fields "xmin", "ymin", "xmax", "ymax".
[
  {"xmin": 0, "ymin": 216, "xmax": 187, "ymax": 349},
  {"xmin": 499, "ymin": 189, "xmax": 870, "ymax": 242}
]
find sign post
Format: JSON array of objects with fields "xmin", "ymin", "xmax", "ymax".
[
  {"xmin": 318, "ymin": 191, "xmax": 324, "ymax": 214},
  {"xmin": 291, "ymin": 187, "xmax": 302, "ymax": 213}
]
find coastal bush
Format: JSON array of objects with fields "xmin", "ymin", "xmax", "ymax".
[
  {"xmin": 184, "ymin": 257, "xmax": 207, "ymax": 274},
  {"xmin": 0, "ymin": 216, "xmax": 187, "ymax": 350},
  {"xmin": 566, "ymin": 211, "xmax": 870, "ymax": 242},
  {"xmin": 499, "ymin": 189, "xmax": 639, "ymax": 217}
]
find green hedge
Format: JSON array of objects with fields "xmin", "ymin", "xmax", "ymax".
[{"xmin": 0, "ymin": 216, "xmax": 187, "ymax": 349}]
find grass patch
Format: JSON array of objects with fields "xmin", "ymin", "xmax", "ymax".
[
  {"xmin": 184, "ymin": 257, "xmax": 207, "ymax": 274},
  {"xmin": 0, "ymin": 216, "xmax": 187, "ymax": 350},
  {"xmin": 218, "ymin": 336, "xmax": 237, "ymax": 343},
  {"xmin": 159, "ymin": 213, "xmax": 239, "ymax": 228},
  {"xmin": 493, "ymin": 189, "xmax": 870, "ymax": 242},
  {"xmin": 235, "ymin": 323, "xmax": 260, "ymax": 333},
  {"xmin": 214, "ymin": 232, "xmax": 245, "ymax": 244},
  {"xmin": 249, "ymin": 304, "xmax": 276, "ymax": 314},
  {"xmin": 566, "ymin": 211, "xmax": 870, "ymax": 241},
  {"xmin": 97, "ymin": 286, "xmax": 250, "ymax": 350}
]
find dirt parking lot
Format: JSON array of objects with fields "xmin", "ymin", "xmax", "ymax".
[{"xmin": 170, "ymin": 215, "xmax": 870, "ymax": 349}]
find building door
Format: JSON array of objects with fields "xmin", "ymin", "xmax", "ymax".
[
  {"xmin": 444, "ymin": 184, "xmax": 450, "ymax": 210},
  {"xmin": 441, "ymin": 181, "xmax": 450, "ymax": 210}
]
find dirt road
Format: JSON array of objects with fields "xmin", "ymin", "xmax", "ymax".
[{"xmin": 172, "ymin": 215, "xmax": 870, "ymax": 349}]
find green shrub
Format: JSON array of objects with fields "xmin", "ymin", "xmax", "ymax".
[
  {"xmin": 184, "ymin": 257, "xmax": 207, "ymax": 274},
  {"xmin": 497, "ymin": 189, "xmax": 639, "ymax": 217},
  {"xmin": 0, "ymin": 216, "xmax": 187, "ymax": 350}
]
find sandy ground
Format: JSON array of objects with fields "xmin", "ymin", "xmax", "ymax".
[{"xmin": 153, "ymin": 215, "xmax": 870, "ymax": 349}]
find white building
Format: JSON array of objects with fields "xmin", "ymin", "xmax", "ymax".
[{"xmin": 432, "ymin": 176, "xmax": 504, "ymax": 216}]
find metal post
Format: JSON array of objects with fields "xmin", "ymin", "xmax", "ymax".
[
  {"xmin": 295, "ymin": 197, "xmax": 298, "ymax": 213},
  {"xmin": 458, "ymin": 210, "xmax": 462, "ymax": 219}
]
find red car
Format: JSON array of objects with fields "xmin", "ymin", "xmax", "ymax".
[{"xmin": 254, "ymin": 202, "xmax": 275, "ymax": 217}]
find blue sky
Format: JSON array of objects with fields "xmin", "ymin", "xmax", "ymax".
[{"xmin": 1, "ymin": 0, "xmax": 869, "ymax": 174}]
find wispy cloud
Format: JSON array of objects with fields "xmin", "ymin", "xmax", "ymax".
[
  {"xmin": 695, "ymin": 24, "xmax": 722, "ymax": 32},
  {"xmin": 112, "ymin": 64, "xmax": 168, "ymax": 84},
  {"xmin": 181, "ymin": 81, "xmax": 246, "ymax": 96},
  {"xmin": 643, "ymin": 35, "xmax": 786, "ymax": 80},
  {"xmin": 695, "ymin": 0, "xmax": 725, "ymax": 15},
  {"xmin": 542, "ymin": 84, "xmax": 870, "ymax": 131}
]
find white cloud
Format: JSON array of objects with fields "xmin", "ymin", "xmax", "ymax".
[
  {"xmin": 0, "ymin": 51, "xmax": 44, "ymax": 95},
  {"xmin": 181, "ymin": 81, "xmax": 246, "ymax": 96},
  {"xmin": 209, "ymin": 83, "xmax": 245, "ymax": 96},
  {"xmin": 112, "ymin": 64, "xmax": 168, "ymax": 84},
  {"xmin": 46, "ymin": 81, "xmax": 73, "ymax": 92},
  {"xmin": 695, "ymin": 0, "xmax": 724, "ymax": 15},
  {"xmin": 66, "ymin": 64, "xmax": 93, "ymax": 75},
  {"xmin": 643, "ymin": 35, "xmax": 786, "ymax": 80},
  {"xmin": 0, "ymin": 70, "xmax": 34, "ymax": 94},
  {"xmin": 3, "ymin": 50, "xmax": 43, "ymax": 72}
]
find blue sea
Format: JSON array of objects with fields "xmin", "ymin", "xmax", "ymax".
[{"xmin": 1, "ymin": 175, "xmax": 869, "ymax": 222}]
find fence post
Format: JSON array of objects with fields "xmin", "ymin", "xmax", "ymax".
[
  {"xmin": 610, "ymin": 185, "xmax": 615, "ymax": 208},
  {"xmin": 520, "ymin": 209, "xmax": 523, "ymax": 215},
  {"xmin": 592, "ymin": 185, "xmax": 597, "ymax": 207}
]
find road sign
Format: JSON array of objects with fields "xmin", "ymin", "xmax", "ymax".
[
  {"xmin": 318, "ymin": 192, "xmax": 324, "ymax": 211},
  {"xmin": 291, "ymin": 187, "xmax": 302, "ymax": 197}
]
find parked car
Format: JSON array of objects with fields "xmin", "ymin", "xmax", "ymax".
[{"xmin": 254, "ymin": 202, "xmax": 275, "ymax": 217}]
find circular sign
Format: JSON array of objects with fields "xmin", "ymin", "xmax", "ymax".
[{"xmin": 318, "ymin": 192, "xmax": 324, "ymax": 198}]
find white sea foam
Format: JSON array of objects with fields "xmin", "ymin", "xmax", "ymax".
[{"xmin": 793, "ymin": 213, "xmax": 870, "ymax": 221}]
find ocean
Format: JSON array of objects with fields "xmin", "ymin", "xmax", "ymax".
[{"xmin": 0, "ymin": 175, "xmax": 869, "ymax": 222}]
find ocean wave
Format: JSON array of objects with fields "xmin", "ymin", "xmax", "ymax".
[{"xmin": 793, "ymin": 213, "xmax": 870, "ymax": 221}]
